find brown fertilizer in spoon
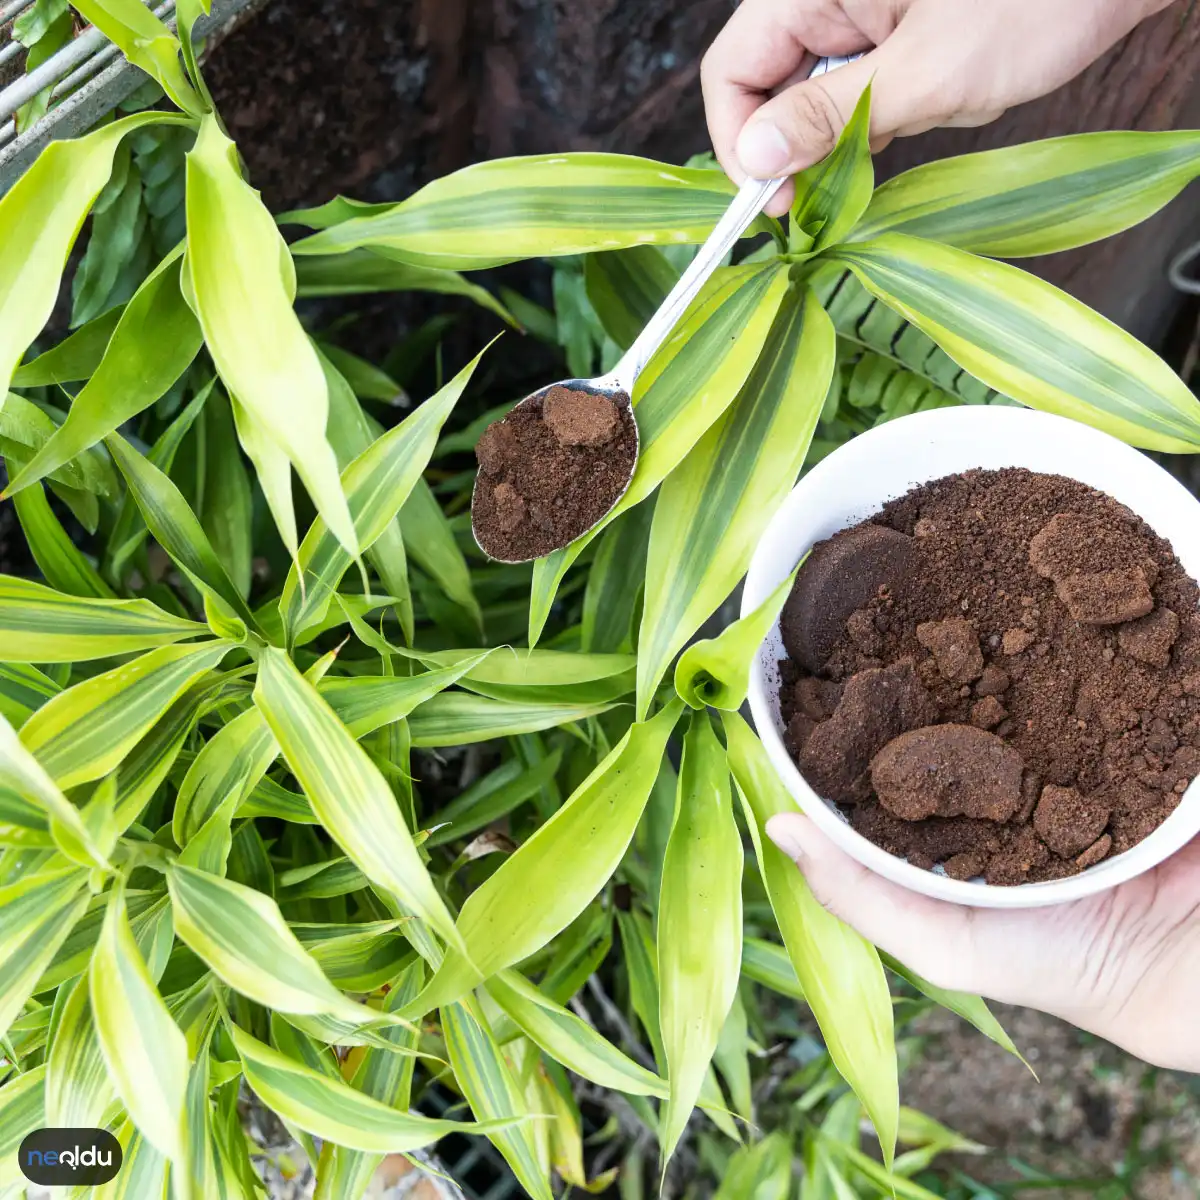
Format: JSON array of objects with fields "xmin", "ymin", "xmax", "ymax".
[
  {"xmin": 473, "ymin": 385, "xmax": 637, "ymax": 561},
  {"xmin": 778, "ymin": 467, "xmax": 1200, "ymax": 886}
]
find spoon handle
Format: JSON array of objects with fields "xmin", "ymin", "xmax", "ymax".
[{"xmin": 606, "ymin": 51, "xmax": 865, "ymax": 394}]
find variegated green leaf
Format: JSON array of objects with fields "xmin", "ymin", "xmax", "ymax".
[
  {"xmin": 792, "ymin": 83, "xmax": 872, "ymax": 252},
  {"xmin": 228, "ymin": 391, "xmax": 299, "ymax": 559},
  {"xmin": 254, "ymin": 647, "xmax": 459, "ymax": 947},
  {"xmin": 0, "ymin": 575, "xmax": 206, "ymax": 662},
  {"xmin": 230, "ymin": 1021, "xmax": 514, "ymax": 1152},
  {"xmin": 294, "ymin": 247, "xmax": 515, "ymax": 324},
  {"xmin": 723, "ymin": 711, "xmax": 898, "ymax": 1166},
  {"xmin": 658, "ymin": 713, "xmax": 742, "ymax": 1161},
  {"xmin": 279, "ymin": 347, "xmax": 484, "ymax": 636},
  {"xmin": 407, "ymin": 692, "xmax": 615, "ymax": 747},
  {"xmin": 637, "ymin": 284, "xmax": 834, "ymax": 714},
  {"xmin": 185, "ymin": 113, "xmax": 357, "ymax": 558},
  {"xmin": 70, "ymin": 0, "xmax": 202, "ymax": 112},
  {"xmin": 0, "ymin": 392, "xmax": 116, "ymax": 504},
  {"xmin": 165, "ymin": 863, "xmax": 404, "ymax": 1034},
  {"xmin": 89, "ymin": 884, "xmax": 189, "ymax": 1162},
  {"xmin": 0, "ymin": 1065, "xmax": 45, "ymax": 1190},
  {"xmin": 293, "ymin": 921, "xmax": 410, "ymax": 992},
  {"xmin": 0, "ymin": 713, "xmax": 107, "ymax": 866},
  {"xmin": 106, "ymin": 431, "xmax": 255, "ymax": 632},
  {"xmin": 673, "ymin": 570, "xmax": 797, "ymax": 712},
  {"xmin": 487, "ymin": 970, "xmax": 667, "ymax": 1098},
  {"xmin": 290, "ymin": 154, "xmax": 771, "ymax": 268},
  {"xmin": 581, "ymin": 505, "xmax": 654, "ymax": 653},
  {"xmin": 584, "ymin": 245, "xmax": 677, "ymax": 350},
  {"xmin": 529, "ymin": 264, "xmax": 790, "ymax": 643},
  {"xmin": 442, "ymin": 999, "xmax": 552, "ymax": 1200},
  {"xmin": 10, "ymin": 475, "xmax": 113, "ymax": 599},
  {"xmin": 826, "ymin": 234, "xmax": 1200, "ymax": 453},
  {"xmin": 399, "ymin": 476, "xmax": 482, "ymax": 628},
  {"xmin": 408, "ymin": 700, "xmax": 681, "ymax": 1016},
  {"xmin": 319, "ymin": 652, "xmax": 491, "ymax": 738},
  {"xmin": 45, "ymin": 974, "xmax": 114, "ymax": 1128},
  {"xmin": 851, "ymin": 129, "xmax": 1200, "ymax": 256},
  {"xmin": 0, "ymin": 661, "xmax": 58, "ymax": 727},
  {"xmin": 5, "ymin": 253, "xmax": 202, "ymax": 498},
  {"xmin": 881, "ymin": 952, "xmax": 1023, "ymax": 1065},
  {"xmin": 314, "ymin": 961, "xmax": 423, "ymax": 1199},
  {"xmin": 0, "ymin": 867, "xmax": 90, "ymax": 1039},
  {"xmin": 713, "ymin": 1132, "xmax": 792, "ymax": 1200},
  {"xmin": 20, "ymin": 640, "xmax": 229, "ymax": 788},
  {"xmin": 0, "ymin": 111, "xmax": 187, "ymax": 397}
]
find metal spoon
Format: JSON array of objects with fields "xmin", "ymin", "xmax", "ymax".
[{"xmin": 472, "ymin": 52, "xmax": 864, "ymax": 563}]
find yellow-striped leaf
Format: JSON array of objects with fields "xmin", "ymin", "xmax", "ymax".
[
  {"xmin": 442, "ymin": 999, "xmax": 552, "ymax": 1200},
  {"xmin": 230, "ymin": 1021, "xmax": 514, "ymax": 1152},
  {"xmin": 0, "ymin": 661, "xmax": 57, "ymax": 727},
  {"xmin": 826, "ymin": 234, "xmax": 1200, "ymax": 453},
  {"xmin": 319, "ymin": 653, "xmax": 491, "ymax": 738},
  {"xmin": 45, "ymin": 975, "xmax": 114, "ymax": 1128},
  {"xmin": 0, "ymin": 1066, "xmax": 45, "ymax": 1190},
  {"xmin": 5, "ymin": 253, "xmax": 202, "ymax": 498},
  {"xmin": 529, "ymin": 264, "xmax": 790, "ymax": 643},
  {"xmin": 657, "ymin": 713, "xmax": 743, "ymax": 1162},
  {"xmin": 406, "ymin": 691, "xmax": 615, "ymax": 747},
  {"xmin": 408, "ymin": 700, "xmax": 681, "ymax": 1016},
  {"xmin": 673, "ymin": 570, "xmax": 797, "ymax": 712},
  {"xmin": 279, "ymin": 347, "xmax": 484, "ymax": 636},
  {"xmin": 294, "ymin": 921, "xmax": 410, "ymax": 992},
  {"xmin": 487, "ymin": 970, "xmax": 667, "ymax": 1098},
  {"xmin": 20, "ymin": 640, "xmax": 229, "ymax": 788},
  {"xmin": 852, "ymin": 129, "xmax": 1200, "ymax": 257},
  {"xmin": 10, "ymin": 474, "xmax": 114, "ymax": 599},
  {"xmin": 792, "ymin": 84, "xmax": 872, "ymax": 252},
  {"xmin": 290, "ymin": 153, "xmax": 771, "ymax": 268},
  {"xmin": 70, "ymin": 0, "xmax": 202, "ymax": 113},
  {"xmin": 0, "ymin": 575, "xmax": 206, "ymax": 662},
  {"xmin": 253, "ymin": 647, "xmax": 459, "ymax": 947},
  {"xmin": 0, "ymin": 112, "xmax": 187, "ymax": 397},
  {"xmin": 0, "ymin": 867, "xmax": 90, "ymax": 1039},
  {"xmin": 294, "ymin": 247, "xmax": 515, "ymax": 324},
  {"xmin": 0, "ymin": 712, "xmax": 106, "ymax": 865},
  {"xmin": 723, "ymin": 711, "xmax": 898, "ymax": 1166},
  {"xmin": 0, "ymin": 392, "xmax": 116, "ymax": 504},
  {"xmin": 740, "ymin": 938, "xmax": 805, "ymax": 1001},
  {"xmin": 399, "ymin": 476, "xmax": 482, "ymax": 628},
  {"xmin": 228, "ymin": 392, "xmax": 299, "ymax": 559},
  {"xmin": 106, "ymin": 431, "xmax": 255, "ymax": 632},
  {"xmin": 713, "ymin": 1132, "xmax": 792, "ymax": 1200},
  {"xmin": 165, "ymin": 863, "xmax": 404, "ymax": 1035},
  {"xmin": 89, "ymin": 884, "xmax": 189, "ymax": 1162},
  {"xmin": 185, "ymin": 113, "xmax": 357, "ymax": 558},
  {"xmin": 637, "ymin": 285, "xmax": 834, "ymax": 714},
  {"xmin": 314, "ymin": 961, "xmax": 423, "ymax": 1199}
]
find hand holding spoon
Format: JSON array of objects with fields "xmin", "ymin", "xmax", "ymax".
[{"xmin": 471, "ymin": 53, "xmax": 864, "ymax": 564}]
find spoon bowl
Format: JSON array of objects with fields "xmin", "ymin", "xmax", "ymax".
[{"xmin": 469, "ymin": 52, "xmax": 865, "ymax": 563}]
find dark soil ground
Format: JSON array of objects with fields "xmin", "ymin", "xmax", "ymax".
[{"xmin": 905, "ymin": 1005, "xmax": 1200, "ymax": 1198}]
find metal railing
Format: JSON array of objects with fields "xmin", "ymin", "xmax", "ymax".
[{"xmin": 0, "ymin": 0, "xmax": 259, "ymax": 196}]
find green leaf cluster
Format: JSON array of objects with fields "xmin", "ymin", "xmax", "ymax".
[{"xmin": 0, "ymin": 25, "xmax": 1197, "ymax": 1200}]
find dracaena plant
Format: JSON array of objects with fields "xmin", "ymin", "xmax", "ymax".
[{"xmin": 1, "ymin": 0, "xmax": 1199, "ymax": 1194}]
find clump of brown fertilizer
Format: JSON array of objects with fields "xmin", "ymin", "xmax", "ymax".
[
  {"xmin": 779, "ymin": 468, "xmax": 1200, "ymax": 885},
  {"xmin": 472, "ymin": 384, "xmax": 637, "ymax": 561}
]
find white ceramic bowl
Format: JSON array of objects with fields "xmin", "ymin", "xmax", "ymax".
[{"xmin": 743, "ymin": 406, "xmax": 1200, "ymax": 908}]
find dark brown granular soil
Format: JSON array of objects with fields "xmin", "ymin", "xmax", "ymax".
[
  {"xmin": 471, "ymin": 384, "xmax": 636, "ymax": 561},
  {"xmin": 779, "ymin": 467, "xmax": 1200, "ymax": 885}
]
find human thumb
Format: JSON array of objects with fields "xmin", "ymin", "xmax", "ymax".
[
  {"xmin": 765, "ymin": 811, "xmax": 986, "ymax": 996},
  {"xmin": 734, "ymin": 53, "xmax": 881, "ymax": 178}
]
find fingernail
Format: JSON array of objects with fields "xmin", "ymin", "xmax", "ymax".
[
  {"xmin": 736, "ymin": 119, "xmax": 792, "ymax": 178},
  {"xmin": 766, "ymin": 815, "xmax": 807, "ymax": 862}
]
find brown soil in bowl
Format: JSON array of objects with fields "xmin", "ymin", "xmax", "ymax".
[
  {"xmin": 472, "ymin": 384, "xmax": 636, "ymax": 561},
  {"xmin": 778, "ymin": 467, "xmax": 1200, "ymax": 886}
]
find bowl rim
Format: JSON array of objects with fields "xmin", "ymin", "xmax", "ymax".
[{"xmin": 742, "ymin": 405, "xmax": 1200, "ymax": 909}]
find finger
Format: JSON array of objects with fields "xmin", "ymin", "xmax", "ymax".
[
  {"xmin": 764, "ymin": 811, "xmax": 1103, "ymax": 1015},
  {"xmin": 702, "ymin": 0, "xmax": 872, "ymax": 186},
  {"xmin": 765, "ymin": 812, "xmax": 982, "ymax": 991}
]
